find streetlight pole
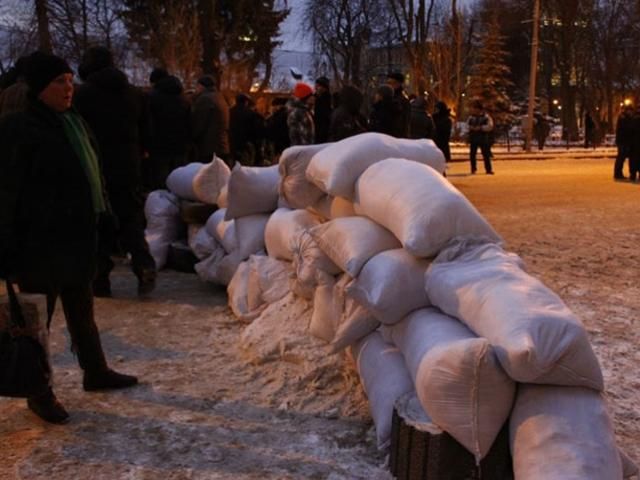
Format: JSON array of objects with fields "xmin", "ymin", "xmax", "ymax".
[{"xmin": 525, "ymin": 0, "xmax": 541, "ymax": 151}]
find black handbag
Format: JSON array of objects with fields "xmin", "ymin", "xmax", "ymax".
[{"xmin": 0, "ymin": 281, "xmax": 51, "ymax": 398}]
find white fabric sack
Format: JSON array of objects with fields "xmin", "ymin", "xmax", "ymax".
[
  {"xmin": 225, "ymin": 164, "xmax": 280, "ymax": 220},
  {"xmin": 308, "ymin": 195, "xmax": 356, "ymax": 220},
  {"xmin": 187, "ymin": 224, "xmax": 218, "ymax": 260},
  {"xmin": 306, "ymin": 132, "xmax": 446, "ymax": 199},
  {"xmin": 235, "ymin": 213, "xmax": 270, "ymax": 259},
  {"xmin": 330, "ymin": 297, "xmax": 379, "ymax": 353},
  {"xmin": 426, "ymin": 242, "xmax": 604, "ymax": 390},
  {"xmin": 310, "ymin": 216, "xmax": 401, "ymax": 277},
  {"xmin": 165, "ymin": 157, "xmax": 230, "ymax": 204},
  {"xmin": 510, "ymin": 384, "xmax": 622, "ymax": 480},
  {"xmin": 265, "ymin": 208, "xmax": 323, "ymax": 261},
  {"xmin": 309, "ymin": 276, "xmax": 339, "ymax": 342},
  {"xmin": 346, "ymin": 248, "xmax": 430, "ymax": 325},
  {"xmin": 381, "ymin": 308, "xmax": 515, "ymax": 461},
  {"xmin": 351, "ymin": 331, "xmax": 415, "ymax": 451},
  {"xmin": 193, "ymin": 243, "xmax": 227, "ymax": 284},
  {"xmin": 144, "ymin": 190, "xmax": 183, "ymax": 270},
  {"xmin": 292, "ymin": 231, "xmax": 341, "ymax": 290},
  {"xmin": 354, "ymin": 158, "xmax": 501, "ymax": 258},
  {"xmin": 227, "ymin": 260, "xmax": 256, "ymax": 321},
  {"xmin": 217, "ymin": 184, "xmax": 228, "ymax": 208},
  {"xmin": 205, "ymin": 209, "xmax": 237, "ymax": 254},
  {"xmin": 279, "ymin": 143, "xmax": 331, "ymax": 209},
  {"xmin": 621, "ymin": 450, "xmax": 639, "ymax": 479}
]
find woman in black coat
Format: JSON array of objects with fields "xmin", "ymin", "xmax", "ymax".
[
  {"xmin": 369, "ymin": 84, "xmax": 395, "ymax": 136},
  {"xmin": 432, "ymin": 100, "xmax": 453, "ymax": 162},
  {"xmin": 0, "ymin": 51, "xmax": 138, "ymax": 424}
]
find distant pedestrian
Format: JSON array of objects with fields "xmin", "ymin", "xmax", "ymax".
[
  {"xmin": 629, "ymin": 107, "xmax": 640, "ymax": 182},
  {"xmin": 146, "ymin": 70, "xmax": 191, "ymax": 190},
  {"xmin": 467, "ymin": 101, "xmax": 494, "ymax": 175},
  {"xmin": 287, "ymin": 82, "xmax": 315, "ymax": 146},
  {"xmin": 230, "ymin": 93, "xmax": 265, "ymax": 166},
  {"xmin": 533, "ymin": 113, "xmax": 550, "ymax": 151},
  {"xmin": 265, "ymin": 97, "xmax": 290, "ymax": 159},
  {"xmin": 329, "ymin": 84, "xmax": 367, "ymax": 142},
  {"xmin": 314, "ymin": 76, "xmax": 332, "ymax": 144},
  {"xmin": 614, "ymin": 105, "xmax": 634, "ymax": 180},
  {"xmin": 386, "ymin": 72, "xmax": 411, "ymax": 138},
  {"xmin": 432, "ymin": 100, "xmax": 452, "ymax": 162},
  {"xmin": 369, "ymin": 84, "xmax": 395, "ymax": 136},
  {"xmin": 584, "ymin": 112, "xmax": 596, "ymax": 149},
  {"xmin": 191, "ymin": 74, "xmax": 231, "ymax": 166},
  {"xmin": 0, "ymin": 56, "xmax": 29, "ymax": 117},
  {"xmin": 409, "ymin": 96, "xmax": 434, "ymax": 140},
  {"xmin": 74, "ymin": 46, "xmax": 157, "ymax": 297}
]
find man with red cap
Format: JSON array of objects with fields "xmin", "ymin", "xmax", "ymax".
[{"xmin": 287, "ymin": 82, "xmax": 315, "ymax": 146}]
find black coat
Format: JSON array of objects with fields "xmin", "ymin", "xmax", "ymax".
[
  {"xmin": 314, "ymin": 91, "xmax": 332, "ymax": 144},
  {"xmin": 409, "ymin": 107, "xmax": 435, "ymax": 140},
  {"xmin": 391, "ymin": 87, "xmax": 411, "ymax": 138},
  {"xmin": 148, "ymin": 76, "xmax": 190, "ymax": 156},
  {"xmin": 230, "ymin": 104, "xmax": 265, "ymax": 159},
  {"xmin": 74, "ymin": 67, "xmax": 149, "ymax": 188},
  {"xmin": 432, "ymin": 111, "xmax": 452, "ymax": 161},
  {"xmin": 0, "ymin": 99, "xmax": 99, "ymax": 287},
  {"xmin": 369, "ymin": 99, "xmax": 395, "ymax": 136}
]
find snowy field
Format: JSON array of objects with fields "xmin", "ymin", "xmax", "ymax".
[{"xmin": 1, "ymin": 156, "xmax": 638, "ymax": 479}]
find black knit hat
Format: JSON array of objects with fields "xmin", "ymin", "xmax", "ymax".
[
  {"xmin": 149, "ymin": 67, "xmax": 169, "ymax": 85},
  {"xmin": 24, "ymin": 51, "xmax": 73, "ymax": 95},
  {"xmin": 78, "ymin": 46, "xmax": 114, "ymax": 81},
  {"xmin": 198, "ymin": 75, "xmax": 216, "ymax": 89},
  {"xmin": 387, "ymin": 72, "xmax": 405, "ymax": 84},
  {"xmin": 315, "ymin": 76, "xmax": 330, "ymax": 89}
]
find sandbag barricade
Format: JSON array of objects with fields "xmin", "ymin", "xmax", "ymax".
[
  {"xmin": 165, "ymin": 156, "xmax": 230, "ymax": 205},
  {"xmin": 144, "ymin": 190, "xmax": 183, "ymax": 270}
]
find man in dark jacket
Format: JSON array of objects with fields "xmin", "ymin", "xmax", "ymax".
[
  {"xmin": 432, "ymin": 100, "xmax": 452, "ymax": 162},
  {"xmin": 230, "ymin": 93, "xmax": 265, "ymax": 166},
  {"xmin": 265, "ymin": 97, "xmax": 290, "ymax": 159},
  {"xmin": 369, "ymin": 84, "xmax": 395, "ymax": 136},
  {"xmin": 0, "ymin": 51, "xmax": 138, "ymax": 424},
  {"xmin": 74, "ymin": 46, "xmax": 156, "ymax": 297},
  {"xmin": 409, "ymin": 96, "xmax": 435, "ymax": 140},
  {"xmin": 147, "ymin": 72, "xmax": 191, "ymax": 190},
  {"xmin": 614, "ymin": 105, "xmax": 634, "ymax": 180},
  {"xmin": 191, "ymin": 75, "xmax": 230, "ymax": 166},
  {"xmin": 387, "ymin": 72, "xmax": 411, "ymax": 138},
  {"xmin": 467, "ymin": 100, "xmax": 495, "ymax": 174},
  {"xmin": 329, "ymin": 85, "xmax": 367, "ymax": 141},
  {"xmin": 314, "ymin": 76, "xmax": 332, "ymax": 144}
]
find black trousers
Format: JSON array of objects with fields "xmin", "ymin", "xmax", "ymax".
[
  {"xmin": 19, "ymin": 281, "xmax": 108, "ymax": 375},
  {"xmin": 97, "ymin": 185, "xmax": 156, "ymax": 280},
  {"xmin": 614, "ymin": 145, "xmax": 632, "ymax": 178},
  {"xmin": 470, "ymin": 141, "xmax": 493, "ymax": 173}
]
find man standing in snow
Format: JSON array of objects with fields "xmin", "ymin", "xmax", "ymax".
[{"xmin": 467, "ymin": 100, "xmax": 495, "ymax": 175}]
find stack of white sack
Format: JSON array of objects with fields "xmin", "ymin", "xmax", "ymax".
[
  {"xmin": 144, "ymin": 190, "xmax": 182, "ymax": 269},
  {"xmin": 196, "ymin": 163, "xmax": 283, "ymax": 286},
  {"xmin": 278, "ymin": 143, "xmax": 332, "ymax": 209},
  {"xmin": 165, "ymin": 156, "xmax": 230, "ymax": 205}
]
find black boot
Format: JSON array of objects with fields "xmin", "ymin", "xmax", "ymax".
[
  {"xmin": 27, "ymin": 388, "xmax": 69, "ymax": 424},
  {"xmin": 83, "ymin": 368, "xmax": 138, "ymax": 391},
  {"xmin": 136, "ymin": 267, "xmax": 156, "ymax": 296}
]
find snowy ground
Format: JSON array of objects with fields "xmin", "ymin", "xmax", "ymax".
[{"xmin": 1, "ymin": 155, "xmax": 638, "ymax": 479}]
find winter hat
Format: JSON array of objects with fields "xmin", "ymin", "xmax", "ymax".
[
  {"xmin": 315, "ymin": 76, "xmax": 330, "ymax": 89},
  {"xmin": 149, "ymin": 67, "xmax": 169, "ymax": 85},
  {"xmin": 376, "ymin": 84, "xmax": 394, "ymax": 101},
  {"xmin": 198, "ymin": 75, "xmax": 216, "ymax": 89},
  {"xmin": 78, "ymin": 46, "xmax": 114, "ymax": 81},
  {"xmin": 387, "ymin": 72, "xmax": 405, "ymax": 84},
  {"xmin": 293, "ymin": 82, "xmax": 314, "ymax": 100},
  {"xmin": 24, "ymin": 51, "xmax": 73, "ymax": 95}
]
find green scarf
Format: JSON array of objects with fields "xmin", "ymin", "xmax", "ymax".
[{"xmin": 59, "ymin": 111, "xmax": 106, "ymax": 214}]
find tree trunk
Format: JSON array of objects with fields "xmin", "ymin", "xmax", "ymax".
[
  {"xmin": 198, "ymin": 0, "xmax": 220, "ymax": 82},
  {"xmin": 35, "ymin": 0, "xmax": 53, "ymax": 53}
]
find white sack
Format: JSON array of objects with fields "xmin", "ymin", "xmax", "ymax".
[
  {"xmin": 308, "ymin": 195, "xmax": 356, "ymax": 220},
  {"xmin": 351, "ymin": 331, "xmax": 414, "ymax": 450},
  {"xmin": 309, "ymin": 275, "xmax": 339, "ymax": 342},
  {"xmin": 510, "ymin": 384, "xmax": 622, "ymax": 480},
  {"xmin": 166, "ymin": 157, "xmax": 230, "ymax": 204},
  {"xmin": 144, "ymin": 190, "xmax": 182, "ymax": 270},
  {"xmin": 381, "ymin": 308, "xmax": 515, "ymax": 461},
  {"xmin": 205, "ymin": 209, "xmax": 237, "ymax": 254},
  {"xmin": 426, "ymin": 242, "xmax": 604, "ymax": 390},
  {"xmin": 217, "ymin": 185, "xmax": 228, "ymax": 208},
  {"xmin": 330, "ymin": 297, "xmax": 379, "ymax": 353},
  {"xmin": 310, "ymin": 216, "xmax": 401, "ymax": 277},
  {"xmin": 225, "ymin": 164, "xmax": 280, "ymax": 220},
  {"xmin": 292, "ymin": 231, "xmax": 341, "ymax": 290},
  {"xmin": 354, "ymin": 158, "xmax": 502, "ymax": 258},
  {"xmin": 265, "ymin": 208, "xmax": 323, "ymax": 261},
  {"xmin": 346, "ymin": 248, "xmax": 430, "ymax": 325},
  {"xmin": 235, "ymin": 213, "xmax": 270, "ymax": 259},
  {"xmin": 306, "ymin": 132, "xmax": 446, "ymax": 198},
  {"xmin": 187, "ymin": 224, "xmax": 218, "ymax": 260},
  {"xmin": 279, "ymin": 143, "xmax": 331, "ymax": 209},
  {"xmin": 193, "ymin": 243, "xmax": 227, "ymax": 284},
  {"xmin": 227, "ymin": 260, "xmax": 255, "ymax": 321}
]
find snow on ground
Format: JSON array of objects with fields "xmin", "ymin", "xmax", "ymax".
[{"xmin": 1, "ymin": 155, "xmax": 638, "ymax": 479}]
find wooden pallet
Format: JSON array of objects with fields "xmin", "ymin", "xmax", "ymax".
[{"xmin": 389, "ymin": 393, "xmax": 513, "ymax": 480}]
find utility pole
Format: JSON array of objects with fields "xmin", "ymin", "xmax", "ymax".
[
  {"xmin": 35, "ymin": 0, "xmax": 53, "ymax": 53},
  {"xmin": 525, "ymin": 0, "xmax": 540, "ymax": 151}
]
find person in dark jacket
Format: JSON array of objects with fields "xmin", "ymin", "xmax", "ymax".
[
  {"xmin": 146, "ymin": 72, "xmax": 191, "ymax": 190},
  {"xmin": 432, "ymin": 100, "xmax": 452, "ymax": 162},
  {"xmin": 329, "ymin": 84, "xmax": 367, "ymax": 141},
  {"xmin": 387, "ymin": 72, "xmax": 411, "ymax": 138},
  {"xmin": 467, "ymin": 100, "xmax": 494, "ymax": 174},
  {"xmin": 614, "ymin": 105, "xmax": 634, "ymax": 180},
  {"xmin": 369, "ymin": 84, "xmax": 395, "ymax": 136},
  {"xmin": 191, "ymin": 75, "xmax": 231, "ymax": 166},
  {"xmin": 265, "ymin": 97, "xmax": 290, "ymax": 159},
  {"xmin": 0, "ymin": 51, "xmax": 138, "ymax": 424},
  {"xmin": 533, "ymin": 113, "xmax": 551, "ymax": 151},
  {"xmin": 314, "ymin": 76, "xmax": 332, "ymax": 144},
  {"xmin": 629, "ymin": 107, "xmax": 640, "ymax": 182},
  {"xmin": 584, "ymin": 112, "xmax": 596, "ymax": 149},
  {"xmin": 287, "ymin": 82, "xmax": 315, "ymax": 146},
  {"xmin": 409, "ymin": 96, "xmax": 434, "ymax": 140},
  {"xmin": 0, "ymin": 56, "xmax": 29, "ymax": 118},
  {"xmin": 74, "ymin": 46, "xmax": 156, "ymax": 298},
  {"xmin": 230, "ymin": 93, "xmax": 265, "ymax": 166}
]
